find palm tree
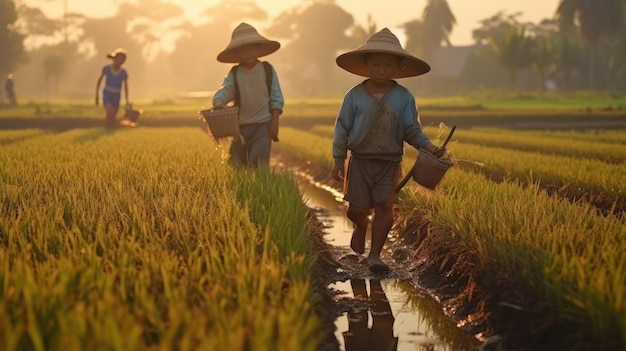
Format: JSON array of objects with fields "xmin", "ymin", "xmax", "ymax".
[
  {"xmin": 528, "ymin": 21, "xmax": 558, "ymax": 92},
  {"xmin": 601, "ymin": 26, "xmax": 626, "ymax": 91},
  {"xmin": 472, "ymin": 11, "xmax": 524, "ymax": 45},
  {"xmin": 350, "ymin": 14, "xmax": 377, "ymax": 46},
  {"xmin": 530, "ymin": 35, "xmax": 556, "ymax": 92},
  {"xmin": 42, "ymin": 53, "xmax": 65, "ymax": 101},
  {"xmin": 556, "ymin": 0, "xmax": 624, "ymax": 89},
  {"xmin": 554, "ymin": 33, "xmax": 585, "ymax": 91},
  {"xmin": 488, "ymin": 26, "xmax": 533, "ymax": 90},
  {"xmin": 401, "ymin": 19, "xmax": 425, "ymax": 56},
  {"xmin": 1, "ymin": 0, "xmax": 28, "ymax": 74},
  {"xmin": 266, "ymin": 1, "xmax": 354, "ymax": 96},
  {"xmin": 421, "ymin": 0, "xmax": 456, "ymax": 56}
]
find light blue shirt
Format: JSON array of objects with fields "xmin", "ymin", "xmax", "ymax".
[
  {"xmin": 333, "ymin": 81, "xmax": 431, "ymax": 162},
  {"xmin": 212, "ymin": 62, "xmax": 284, "ymax": 125}
]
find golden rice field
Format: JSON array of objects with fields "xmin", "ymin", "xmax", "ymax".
[
  {"xmin": 1, "ymin": 98, "xmax": 625, "ymax": 350},
  {"xmin": 1, "ymin": 128, "xmax": 320, "ymax": 351}
]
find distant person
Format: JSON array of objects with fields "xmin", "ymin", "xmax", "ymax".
[
  {"xmin": 212, "ymin": 22, "xmax": 284, "ymax": 167},
  {"xmin": 5, "ymin": 73, "xmax": 17, "ymax": 106},
  {"xmin": 95, "ymin": 48, "xmax": 130, "ymax": 129},
  {"xmin": 331, "ymin": 28, "xmax": 445, "ymax": 273}
]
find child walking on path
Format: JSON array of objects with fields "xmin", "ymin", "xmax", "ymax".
[
  {"xmin": 212, "ymin": 23, "xmax": 284, "ymax": 167},
  {"xmin": 331, "ymin": 28, "xmax": 444, "ymax": 273},
  {"xmin": 95, "ymin": 48, "xmax": 130, "ymax": 129}
]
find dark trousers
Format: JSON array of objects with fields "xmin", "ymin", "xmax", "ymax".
[{"xmin": 229, "ymin": 122, "xmax": 272, "ymax": 167}]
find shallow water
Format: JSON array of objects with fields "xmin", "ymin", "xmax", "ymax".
[{"xmin": 299, "ymin": 178, "xmax": 479, "ymax": 351}]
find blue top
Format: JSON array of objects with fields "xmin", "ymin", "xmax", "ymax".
[
  {"xmin": 333, "ymin": 81, "xmax": 431, "ymax": 162},
  {"xmin": 102, "ymin": 65, "xmax": 128, "ymax": 94},
  {"xmin": 212, "ymin": 62, "xmax": 284, "ymax": 125}
]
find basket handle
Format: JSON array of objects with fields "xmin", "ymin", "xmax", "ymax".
[
  {"xmin": 441, "ymin": 125, "xmax": 456, "ymax": 150},
  {"xmin": 395, "ymin": 165, "xmax": 415, "ymax": 193},
  {"xmin": 395, "ymin": 125, "xmax": 456, "ymax": 193}
]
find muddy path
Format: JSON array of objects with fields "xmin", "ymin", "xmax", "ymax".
[
  {"xmin": 279, "ymin": 164, "xmax": 479, "ymax": 350},
  {"xmin": 279, "ymin": 162, "xmax": 490, "ymax": 350},
  {"xmin": 277, "ymin": 157, "xmax": 603, "ymax": 351},
  {"xmin": 303, "ymin": 184, "xmax": 483, "ymax": 351},
  {"xmin": 297, "ymin": 173, "xmax": 483, "ymax": 350}
]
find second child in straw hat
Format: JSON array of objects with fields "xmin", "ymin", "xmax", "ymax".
[
  {"xmin": 212, "ymin": 22, "xmax": 284, "ymax": 168},
  {"xmin": 331, "ymin": 28, "xmax": 445, "ymax": 274}
]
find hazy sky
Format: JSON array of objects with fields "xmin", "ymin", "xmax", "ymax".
[{"xmin": 26, "ymin": 0, "xmax": 561, "ymax": 46}]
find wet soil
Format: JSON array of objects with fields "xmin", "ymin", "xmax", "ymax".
[{"xmin": 288, "ymin": 159, "xmax": 602, "ymax": 351}]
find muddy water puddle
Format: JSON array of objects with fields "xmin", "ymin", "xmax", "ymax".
[{"xmin": 298, "ymin": 178, "xmax": 479, "ymax": 351}]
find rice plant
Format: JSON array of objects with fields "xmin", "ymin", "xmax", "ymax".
[{"xmin": 0, "ymin": 127, "xmax": 321, "ymax": 351}]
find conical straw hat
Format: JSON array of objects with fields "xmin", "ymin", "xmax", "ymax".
[
  {"xmin": 217, "ymin": 23, "xmax": 281, "ymax": 63},
  {"xmin": 336, "ymin": 28, "xmax": 430, "ymax": 78}
]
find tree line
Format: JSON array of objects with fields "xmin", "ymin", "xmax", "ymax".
[{"xmin": 1, "ymin": 0, "xmax": 625, "ymax": 100}]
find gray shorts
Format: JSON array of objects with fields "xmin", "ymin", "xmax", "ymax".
[
  {"xmin": 344, "ymin": 157, "xmax": 401, "ymax": 208},
  {"xmin": 229, "ymin": 121, "xmax": 271, "ymax": 167}
]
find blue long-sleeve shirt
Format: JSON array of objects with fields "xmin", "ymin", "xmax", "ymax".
[
  {"xmin": 333, "ymin": 82, "xmax": 431, "ymax": 163},
  {"xmin": 212, "ymin": 62, "xmax": 284, "ymax": 125}
]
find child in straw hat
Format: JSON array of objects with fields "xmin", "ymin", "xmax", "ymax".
[
  {"xmin": 95, "ymin": 48, "xmax": 130, "ymax": 129},
  {"xmin": 212, "ymin": 23, "xmax": 284, "ymax": 167},
  {"xmin": 332, "ymin": 28, "xmax": 444, "ymax": 273}
]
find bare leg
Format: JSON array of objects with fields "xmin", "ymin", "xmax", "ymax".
[
  {"xmin": 366, "ymin": 202, "xmax": 394, "ymax": 272},
  {"xmin": 347, "ymin": 205, "xmax": 371, "ymax": 255},
  {"xmin": 104, "ymin": 102, "xmax": 118, "ymax": 129}
]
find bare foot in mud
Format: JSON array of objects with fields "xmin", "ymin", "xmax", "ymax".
[
  {"xmin": 365, "ymin": 257, "xmax": 389, "ymax": 274},
  {"xmin": 350, "ymin": 227, "xmax": 366, "ymax": 254}
]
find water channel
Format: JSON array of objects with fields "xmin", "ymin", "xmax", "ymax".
[{"xmin": 297, "ymin": 176, "xmax": 480, "ymax": 351}]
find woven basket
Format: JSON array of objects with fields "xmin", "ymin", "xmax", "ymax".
[
  {"xmin": 199, "ymin": 107, "xmax": 240, "ymax": 139},
  {"xmin": 124, "ymin": 107, "xmax": 142, "ymax": 123},
  {"xmin": 412, "ymin": 149, "xmax": 454, "ymax": 190}
]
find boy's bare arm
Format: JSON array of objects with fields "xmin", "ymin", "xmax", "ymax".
[
  {"xmin": 332, "ymin": 160, "xmax": 345, "ymax": 182},
  {"xmin": 269, "ymin": 109, "xmax": 280, "ymax": 141},
  {"xmin": 213, "ymin": 70, "xmax": 236, "ymax": 108}
]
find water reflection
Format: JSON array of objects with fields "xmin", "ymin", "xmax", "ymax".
[
  {"xmin": 334, "ymin": 279, "xmax": 474, "ymax": 351},
  {"xmin": 297, "ymin": 175, "xmax": 480, "ymax": 350},
  {"xmin": 342, "ymin": 279, "xmax": 398, "ymax": 351}
]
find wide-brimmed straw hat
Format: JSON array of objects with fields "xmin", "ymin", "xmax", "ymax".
[
  {"xmin": 336, "ymin": 28, "xmax": 430, "ymax": 78},
  {"xmin": 106, "ymin": 48, "xmax": 127, "ymax": 59},
  {"xmin": 217, "ymin": 23, "xmax": 280, "ymax": 63}
]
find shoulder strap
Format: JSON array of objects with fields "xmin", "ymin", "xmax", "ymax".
[
  {"xmin": 262, "ymin": 61, "xmax": 273, "ymax": 93},
  {"xmin": 231, "ymin": 62, "xmax": 273, "ymax": 107},
  {"xmin": 229, "ymin": 65, "xmax": 240, "ymax": 107},
  {"xmin": 262, "ymin": 62, "xmax": 274, "ymax": 114}
]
